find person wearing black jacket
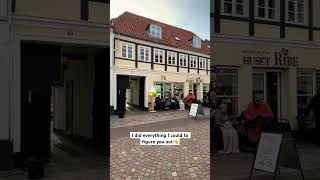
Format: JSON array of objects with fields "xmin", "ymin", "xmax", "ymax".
[{"xmin": 305, "ymin": 92, "xmax": 320, "ymax": 142}]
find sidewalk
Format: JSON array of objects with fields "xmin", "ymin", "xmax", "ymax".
[
  {"xmin": 110, "ymin": 107, "xmax": 210, "ymax": 128},
  {"xmin": 213, "ymin": 142, "xmax": 320, "ymax": 180},
  {"xmin": 110, "ymin": 119, "xmax": 210, "ymax": 179}
]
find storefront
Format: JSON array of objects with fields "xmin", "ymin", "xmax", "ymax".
[{"xmin": 213, "ymin": 39, "xmax": 320, "ymax": 130}]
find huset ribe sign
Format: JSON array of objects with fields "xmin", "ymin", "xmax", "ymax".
[{"xmin": 243, "ymin": 48, "xmax": 299, "ymax": 67}]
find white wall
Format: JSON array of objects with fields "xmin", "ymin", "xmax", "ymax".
[
  {"xmin": 53, "ymin": 55, "xmax": 95, "ymax": 138},
  {"xmin": 0, "ymin": 22, "xmax": 9, "ymax": 140}
]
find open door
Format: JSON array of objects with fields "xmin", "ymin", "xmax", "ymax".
[{"xmin": 21, "ymin": 42, "xmax": 61, "ymax": 161}]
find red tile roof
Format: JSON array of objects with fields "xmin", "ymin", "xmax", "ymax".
[{"xmin": 111, "ymin": 12, "xmax": 210, "ymax": 56}]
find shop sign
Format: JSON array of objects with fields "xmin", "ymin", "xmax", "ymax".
[
  {"xmin": 242, "ymin": 48, "xmax": 299, "ymax": 67},
  {"xmin": 186, "ymin": 77, "xmax": 203, "ymax": 83}
]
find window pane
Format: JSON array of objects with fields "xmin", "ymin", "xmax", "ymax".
[
  {"xmin": 297, "ymin": 71, "xmax": 313, "ymax": 95},
  {"xmin": 236, "ymin": 0, "xmax": 243, "ymax": 3},
  {"xmin": 288, "ymin": 12, "xmax": 295, "ymax": 21},
  {"xmin": 258, "ymin": 8, "xmax": 265, "ymax": 17},
  {"xmin": 236, "ymin": 4, "xmax": 244, "ymax": 15},
  {"xmin": 268, "ymin": 9, "xmax": 275, "ymax": 19},
  {"xmin": 297, "ymin": 3, "xmax": 304, "ymax": 13},
  {"xmin": 297, "ymin": 96, "xmax": 313, "ymax": 115},
  {"xmin": 288, "ymin": 1, "xmax": 294, "ymax": 11},
  {"xmin": 258, "ymin": 0, "xmax": 265, "ymax": 7},
  {"xmin": 224, "ymin": 3, "xmax": 232, "ymax": 13},
  {"xmin": 122, "ymin": 45, "xmax": 126, "ymax": 57},
  {"xmin": 298, "ymin": 13, "xmax": 304, "ymax": 23},
  {"xmin": 268, "ymin": 0, "xmax": 275, "ymax": 8},
  {"xmin": 163, "ymin": 83, "xmax": 172, "ymax": 99},
  {"xmin": 216, "ymin": 68, "xmax": 238, "ymax": 96}
]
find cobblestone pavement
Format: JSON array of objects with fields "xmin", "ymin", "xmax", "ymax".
[
  {"xmin": 213, "ymin": 142, "xmax": 320, "ymax": 180},
  {"xmin": 110, "ymin": 119, "xmax": 210, "ymax": 179},
  {"xmin": 111, "ymin": 108, "xmax": 210, "ymax": 128}
]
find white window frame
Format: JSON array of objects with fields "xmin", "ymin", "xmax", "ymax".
[
  {"xmin": 149, "ymin": 24, "xmax": 162, "ymax": 38},
  {"xmin": 256, "ymin": 0, "xmax": 279, "ymax": 21},
  {"xmin": 167, "ymin": 51, "xmax": 177, "ymax": 66},
  {"xmin": 286, "ymin": 0, "xmax": 306, "ymax": 24},
  {"xmin": 189, "ymin": 56, "xmax": 198, "ymax": 69},
  {"xmin": 138, "ymin": 45, "xmax": 151, "ymax": 62},
  {"xmin": 221, "ymin": 0, "xmax": 249, "ymax": 17},
  {"xmin": 154, "ymin": 49, "xmax": 165, "ymax": 64},
  {"xmin": 199, "ymin": 57, "xmax": 206, "ymax": 70},
  {"xmin": 296, "ymin": 69, "xmax": 316, "ymax": 114},
  {"xmin": 192, "ymin": 36, "xmax": 201, "ymax": 48},
  {"xmin": 179, "ymin": 54, "xmax": 188, "ymax": 67},
  {"xmin": 121, "ymin": 42, "xmax": 134, "ymax": 59}
]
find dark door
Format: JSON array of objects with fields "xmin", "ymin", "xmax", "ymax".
[
  {"xmin": 193, "ymin": 84, "xmax": 197, "ymax": 100},
  {"xmin": 92, "ymin": 49, "xmax": 109, "ymax": 148},
  {"xmin": 21, "ymin": 42, "xmax": 61, "ymax": 161},
  {"xmin": 117, "ymin": 75, "xmax": 129, "ymax": 113},
  {"xmin": 266, "ymin": 72, "xmax": 278, "ymax": 119},
  {"xmin": 66, "ymin": 80, "xmax": 74, "ymax": 135},
  {"xmin": 139, "ymin": 77, "xmax": 145, "ymax": 109}
]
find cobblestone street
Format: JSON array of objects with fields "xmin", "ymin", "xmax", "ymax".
[{"xmin": 110, "ymin": 119, "xmax": 210, "ymax": 180}]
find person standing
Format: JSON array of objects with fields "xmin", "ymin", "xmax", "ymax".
[
  {"xmin": 243, "ymin": 93, "xmax": 274, "ymax": 145},
  {"xmin": 305, "ymin": 92, "xmax": 320, "ymax": 142}
]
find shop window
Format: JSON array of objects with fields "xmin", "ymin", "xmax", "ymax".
[
  {"xmin": 173, "ymin": 83, "xmax": 184, "ymax": 99},
  {"xmin": 154, "ymin": 49, "xmax": 165, "ymax": 64},
  {"xmin": 139, "ymin": 46, "xmax": 151, "ymax": 62},
  {"xmin": 216, "ymin": 67, "xmax": 239, "ymax": 115},
  {"xmin": 167, "ymin": 51, "xmax": 177, "ymax": 65},
  {"xmin": 287, "ymin": 0, "xmax": 305, "ymax": 24},
  {"xmin": 179, "ymin": 54, "xmax": 188, "ymax": 67},
  {"xmin": 154, "ymin": 82, "xmax": 175, "ymax": 99},
  {"xmin": 257, "ymin": 0, "xmax": 276, "ymax": 20},
  {"xmin": 189, "ymin": 56, "xmax": 197, "ymax": 69},
  {"xmin": 203, "ymin": 84, "xmax": 209, "ymax": 99},
  {"xmin": 222, "ymin": 0, "xmax": 247, "ymax": 17},
  {"xmin": 121, "ymin": 42, "xmax": 134, "ymax": 59},
  {"xmin": 297, "ymin": 70, "xmax": 315, "ymax": 115}
]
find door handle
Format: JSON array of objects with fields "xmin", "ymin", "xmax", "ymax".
[
  {"xmin": 28, "ymin": 89, "xmax": 32, "ymax": 103},
  {"xmin": 118, "ymin": 90, "xmax": 120, "ymax": 95}
]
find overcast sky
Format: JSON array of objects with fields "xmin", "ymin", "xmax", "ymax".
[{"xmin": 110, "ymin": 0, "xmax": 210, "ymax": 40}]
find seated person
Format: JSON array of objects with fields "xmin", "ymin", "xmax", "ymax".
[
  {"xmin": 155, "ymin": 95, "xmax": 165, "ymax": 110},
  {"xmin": 213, "ymin": 103, "xmax": 239, "ymax": 153},
  {"xmin": 243, "ymin": 93, "xmax": 274, "ymax": 146}
]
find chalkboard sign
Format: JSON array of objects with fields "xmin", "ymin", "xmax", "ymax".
[
  {"xmin": 189, "ymin": 103, "xmax": 198, "ymax": 117},
  {"xmin": 278, "ymin": 133, "xmax": 301, "ymax": 170},
  {"xmin": 253, "ymin": 133, "xmax": 283, "ymax": 173},
  {"xmin": 250, "ymin": 132, "xmax": 304, "ymax": 180},
  {"xmin": 189, "ymin": 103, "xmax": 205, "ymax": 119}
]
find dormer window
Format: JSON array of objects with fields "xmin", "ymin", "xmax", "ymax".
[
  {"xmin": 149, "ymin": 24, "xmax": 162, "ymax": 38},
  {"xmin": 175, "ymin": 36, "xmax": 180, "ymax": 41},
  {"xmin": 192, "ymin": 36, "xmax": 201, "ymax": 48}
]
